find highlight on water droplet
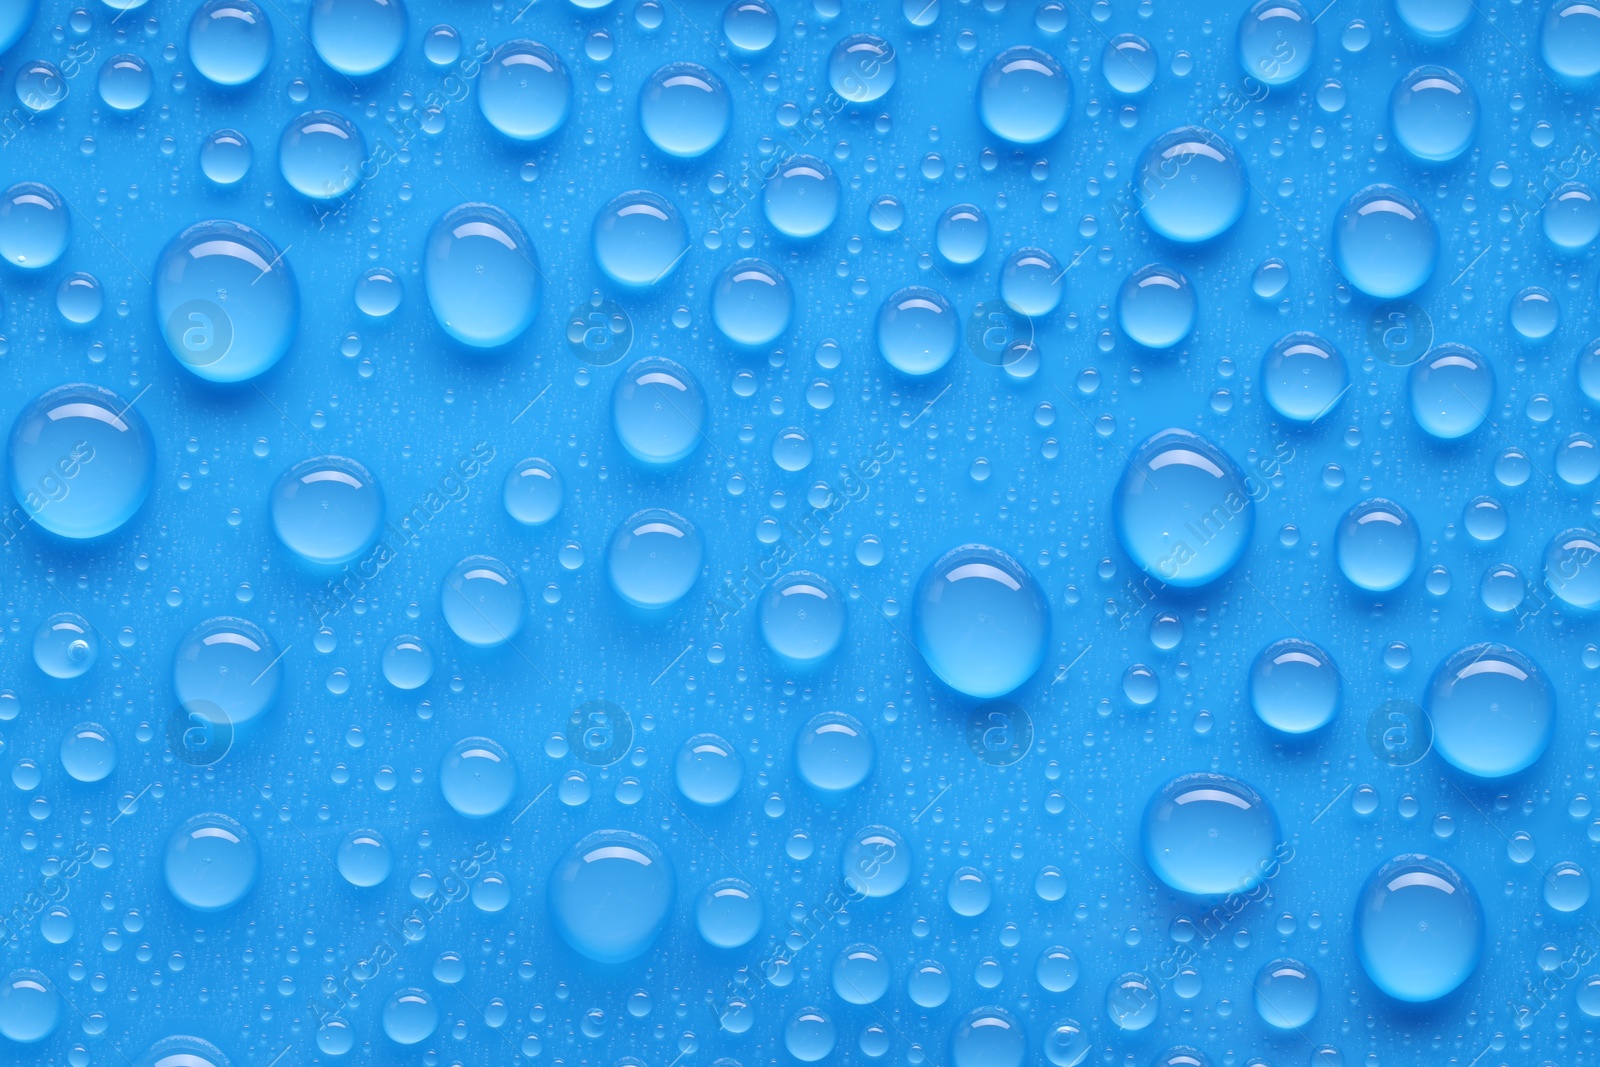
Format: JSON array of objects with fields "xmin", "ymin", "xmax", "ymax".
[
  {"xmin": 8, "ymin": 382, "xmax": 154, "ymax": 539},
  {"xmin": 911, "ymin": 543, "xmax": 1049, "ymax": 698},
  {"xmin": 423, "ymin": 202, "xmax": 542, "ymax": 349},
  {"xmin": 1113, "ymin": 428, "xmax": 1254, "ymax": 588},
  {"xmin": 155, "ymin": 219, "xmax": 299, "ymax": 382},
  {"xmin": 1355, "ymin": 853, "xmax": 1482, "ymax": 1002}
]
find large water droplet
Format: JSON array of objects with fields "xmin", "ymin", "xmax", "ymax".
[
  {"xmin": 841, "ymin": 824, "xmax": 910, "ymax": 898},
  {"xmin": 764, "ymin": 155, "xmax": 840, "ymax": 239},
  {"xmin": 172, "ymin": 616, "xmax": 282, "ymax": 739},
  {"xmin": 0, "ymin": 181, "xmax": 68, "ymax": 269},
  {"xmin": 1545, "ymin": 528, "xmax": 1600, "ymax": 610},
  {"xmin": 0, "ymin": 0, "xmax": 36, "ymax": 55},
  {"xmin": 724, "ymin": 0, "xmax": 778, "ymax": 53},
  {"xmin": 1390, "ymin": 66, "xmax": 1476, "ymax": 163},
  {"xmin": 33, "ymin": 613, "xmax": 96, "ymax": 679},
  {"xmin": 1544, "ymin": 0, "xmax": 1600, "ymax": 81},
  {"xmin": 936, "ymin": 203, "xmax": 989, "ymax": 265},
  {"xmin": 1396, "ymin": 0, "xmax": 1473, "ymax": 40},
  {"xmin": 1236, "ymin": 0, "xmax": 1314, "ymax": 86},
  {"xmin": 1103, "ymin": 33, "xmax": 1156, "ymax": 95},
  {"xmin": 1333, "ymin": 184, "xmax": 1436, "ymax": 298},
  {"xmin": 1355, "ymin": 854, "xmax": 1482, "ymax": 1002},
  {"xmin": 1136, "ymin": 127, "xmax": 1246, "ymax": 243},
  {"xmin": 439, "ymin": 736, "xmax": 517, "ymax": 817},
  {"xmin": 760, "ymin": 571, "xmax": 846, "ymax": 666},
  {"xmin": 1408, "ymin": 342, "xmax": 1492, "ymax": 439},
  {"xmin": 978, "ymin": 46, "xmax": 1069, "ymax": 144},
  {"xmin": 424, "ymin": 202, "xmax": 541, "ymax": 349},
  {"xmin": 155, "ymin": 219, "xmax": 299, "ymax": 382},
  {"xmin": 1336, "ymin": 498, "xmax": 1417, "ymax": 593},
  {"xmin": 440, "ymin": 555, "xmax": 525, "ymax": 647},
  {"xmin": 794, "ymin": 711, "xmax": 873, "ymax": 793},
  {"xmin": 1261, "ymin": 331, "xmax": 1347, "ymax": 422},
  {"xmin": 309, "ymin": 0, "xmax": 407, "ymax": 77},
  {"xmin": 876, "ymin": 285, "xmax": 958, "ymax": 376},
  {"xmin": 278, "ymin": 109, "xmax": 363, "ymax": 200},
  {"xmin": 611, "ymin": 356, "xmax": 705, "ymax": 467},
  {"xmin": 1000, "ymin": 246, "xmax": 1063, "ymax": 316},
  {"xmin": 478, "ymin": 40, "xmax": 571, "ymax": 141},
  {"xmin": 593, "ymin": 190, "xmax": 688, "ymax": 287},
  {"xmin": 381, "ymin": 634, "xmax": 434, "ymax": 690},
  {"xmin": 382, "ymin": 988, "xmax": 438, "ymax": 1045},
  {"xmin": 1254, "ymin": 959, "xmax": 1320, "ymax": 1029},
  {"xmin": 607, "ymin": 508, "xmax": 702, "ymax": 609},
  {"xmin": 1250, "ymin": 638, "xmax": 1340, "ymax": 734},
  {"xmin": 503, "ymin": 457, "xmax": 563, "ymax": 526},
  {"xmin": 674, "ymin": 733, "xmax": 743, "ymax": 806},
  {"xmin": 1142, "ymin": 773, "xmax": 1279, "ymax": 895},
  {"xmin": 830, "ymin": 34, "xmax": 897, "ymax": 103},
  {"xmin": 336, "ymin": 828, "xmax": 393, "ymax": 887},
  {"xmin": 1113, "ymin": 428, "xmax": 1253, "ymax": 588},
  {"xmin": 950, "ymin": 1006, "xmax": 1025, "ymax": 1067},
  {"xmin": 0, "ymin": 971, "xmax": 58, "ymax": 1044},
  {"xmin": 548, "ymin": 829, "xmax": 675, "ymax": 962},
  {"xmin": 60, "ymin": 721, "xmax": 116, "ymax": 782},
  {"xmin": 8, "ymin": 382, "xmax": 154, "ymax": 539},
  {"xmin": 98, "ymin": 52, "xmax": 153, "ymax": 110},
  {"xmin": 1117, "ymin": 263, "xmax": 1195, "ymax": 349},
  {"xmin": 833, "ymin": 943, "xmax": 890, "ymax": 1004},
  {"xmin": 188, "ymin": 0, "xmax": 273, "ymax": 86},
  {"xmin": 200, "ymin": 129, "xmax": 253, "ymax": 185},
  {"xmin": 1544, "ymin": 182, "xmax": 1600, "ymax": 249},
  {"xmin": 135, "ymin": 1037, "xmax": 232, "ymax": 1067},
  {"xmin": 696, "ymin": 877, "xmax": 762, "ymax": 948},
  {"xmin": 912, "ymin": 544, "xmax": 1049, "ymax": 698},
  {"xmin": 639, "ymin": 62, "xmax": 730, "ymax": 158},
  {"xmin": 164, "ymin": 813, "xmax": 259, "ymax": 912},
  {"xmin": 270, "ymin": 455, "xmax": 384, "ymax": 565},
  {"xmin": 712, "ymin": 258, "xmax": 791, "ymax": 347},
  {"xmin": 1426, "ymin": 643, "xmax": 1553, "ymax": 778}
]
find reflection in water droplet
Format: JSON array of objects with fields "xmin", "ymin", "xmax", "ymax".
[
  {"xmin": 639, "ymin": 62, "xmax": 730, "ymax": 158},
  {"xmin": 1136, "ymin": 127, "xmax": 1246, "ymax": 242},
  {"xmin": 155, "ymin": 219, "xmax": 299, "ymax": 381},
  {"xmin": 310, "ymin": 0, "xmax": 408, "ymax": 77},
  {"xmin": 188, "ymin": 0, "xmax": 273, "ymax": 86},
  {"xmin": 439, "ymin": 736, "xmax": 517, "ymax": 817},
  {"xmin": 1250, "ymin": 638, "xmax": 1340, "ymax": 734},
  {"xmin": 479, "ymin": 40, "xmax": 571, "ymax": 141},
  {"xmin": 978, "ymin": 46, "xmax": 1069, "ymax": 144},
  {"xmin": 1333, "ymin": 184, "xmax": 1436, "ymax": 298},
  {"xmin": 607, "ymin": 509, "xmax": 703, "ymax": 609},
  {"xmin": 441, "ymin": 555, "xmax": 525, "ymax": 647},
  {"xmin": 1113, "ymin": 428, "xmax": 1254, "ymax": 588},
  {"xmin": 593, "ymin": 190, "xmax": 688, "ymax": 287},
  {"xmin": 1336, "ymin": 498, "xmax": 1418, "ymax": 593}
]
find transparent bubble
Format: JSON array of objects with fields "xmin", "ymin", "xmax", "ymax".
[
  {"xmin": 606, "ymin": 509, "xmax": 702, "ymax": 610},
  {"xmin": 424, "ymin": 202, "xmax": 541, "ymax": 348},
  {"xmin": 639, "ymin": 62, "xmax": 730, "ymax": 158},
  {"xmin": 173, "ymin": 616, "xmax": 281, "ymax": 739},
  {"xmin": 354, "ymin": 266, "xmax": 402, "ymax": 317},
  {"xmin": 913, "ymin": 544, "xmax": 1048, "ymax": 698},
  {"xmin": 841, "ymin": 824, "xmax": 910, "ymax": 897},
  {"xmin": 1546, "ymin": 528, "xmax": 1600, "ymax": 609},
  {"xmin": 1136, "ymin": 127, "xmax": 1246, "ymax": 243},
  {"xmin": 1396, "ymin": 0, "xmax": 1473, "ymax": 39},
  {"xmin": 336, "ymin": 829, "xmax": 393, "ymax": 887},
  {"xmin": 696, "ymin": 877, "xmax": 762, "ymax": 948},
  {"xmin": 1356, "ymin": 854, "xmax": 1482, "ymax": 1002},
  {"xmin": 611, "ymin": 357, "xmax": 705, "ymax": 467},
  {"xmin": 760, "ymin": 571, "xmax": 846, "ymax": 666},
  {"xmin": 1463, "ymin": 496, "xmax": 1506, "ymax": 542},
  {"xmin": 55, "ymin": 271, "xmax": 102, "ymax": 325},
  {"xmin": 1000, "ymin": 246, "xmax": 1063, "ymax": 317},
  {"xmin": 1142, "ymin": 773, "xmax": 1279, "ymax": 895},
  {"xmin": 200, "ymin": 129, "xmax": 252, "ymax": 185},
  {"xmin": 1544, "ymin": 862, "xmax": 1591, "ymax": 912},
  {"xmin": 1426, "ymin": 643, "xmax": 1553, "ymax": 778},
  {"xmin": 1106, "ymin": 972, "xmax": 1158, "ymax": 1031},
  {"xmin": 422, "ymin": 24, "xmax": 460, "ymax": 66},
  {"xmin": 795, "ymin": 711, "xmax": 874, "ymax": 793},
  {"xmin": 936, "ymin": 203, "xmax": 988, "ymax": 265},
  {"xmin": 877, "ymin": 285, "xmax": 958, "ymax": 376},
  {"xmin": 712, "ymin": 258, "xmax": 791, "ymax": 347},
  {"xmin": 381, "ymin": 635, "xmax": 434, "ymax": 690},
  {"xmin": 764, "ymin": 155, "xmax": 840, "ymax": 240},
  {"xmin": 14, "ymin": 59, "xmax": 67, "ymax": 112},
  {"xmin": 724, "ymin": 0, "xmax": 777, "ymax": 52},
  {"xmin": 1261, "ymin": 331, "xmax": 1346, "ymax": 422},
  {"xmin": 382, "ymin": 988, "xmax": 438, "ymax": 1045},
  {"xmin": 1510, "ymin": 286, "xmax": 1559, "ymax": 341},
  {"xmin": 1250, "ymin": 638, "xmax": 1340, "ymax": 734},
  {"xmin": 1044, "ymin": 1020, "xmax": 1089, "ymax": 1067},
  {"xmin": 164, "ymin": 813, "xmax": 259, "ymax": 912},
  {"xmin": 1252, "ymin": 258, "xmax": 1289, "ymax": 299},
  {"xmin": 60, "ymin": 722, "xmax": 116, "ymax": 782},
  {"xmin": 829, "ymin": 34, "xmax": 897, "ymax": 103},
  {"xmin": 951, "ymin": 1006, "xmax": 1025, "ymax": 1067},
  {"xmin": 309, "ymin": 0, "xmax": 407, "ymax": 77},
  {"xmin": 97, "ymin": 53, "xmax": 152, "ymax": 110},
  {"xmin": 833, "ymin": 943, "xmax": 890, "ymax": 1004},
  {"xmin": 278, "ymin": 110, "xmax": 363, "ymax": 200},
  {"xmin": 1103, "ymin": 33, "xmax": 1156, "ymax": 95},
  {"xmin": 674, "ymin": 733, "xmax": 743, "ymax": 806},
  {"xmin": 1545, "ymin": 182, "xmax": 1600, "ymax": 249},
  {"xmin": 0, "ymin": 970, "xmax": 59, "ymax": 1043},
  {"xmin": 1389, "ymin": 66, "xmax": 1476, "ymax": 163},
  {"xmin": 503, "ymin": 457, "xmax": 563, "ymax": 526},
  {"xmin": 1543, "ymin": 0, "xmax": 1600, "ymax": 81},
  {"xmin": 1117, "ymin": 264, "xmax": 1195, "ymax": 349}
]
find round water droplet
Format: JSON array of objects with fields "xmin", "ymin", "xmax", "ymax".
[
  {"xmin": 98, "ymin": 53, "xmax": 152, "ymax": 110},
  {"xmin": 1545, "ymin": 182, "xmax": 1600, "ymax": 249},
  {"xmin": 1250, "ymin": 638, "xmax": 1340, "ymax": 734},
  {"xmin": 607, "ymin": 508, "xmax": 702, "ymax": 610},
  {"xmin": 612, "ymin": 357, "xmax": 705, "ymax": 467},
  {"xmin": 33, "ymin": 612, "xmax": 97, "ymax": 679},
  {"xmin": 1254, "ymin": 959, "xmax": 1319, "ymax": 1029},
  {"xmin": 1396, "ymin": 0, "xmax": 1473, "ymax": 39},
  {"xmin": 0, "ymin": 181, "xmax": 68, "ymax": 269},
  {"xmin": 1407, "ymin": 343, "xmax": 1492, "ymax": 439},
  {"xmin": 354, "ymin": 266, "xmax": 401, "ymax": 317},
  {"xmin": 950, "ymin": 1006, "xmax": 1024, "ymax": 1067},
  {"xmin": 1546, "ymin": 528, "xmax": 1600, "ymax": 609},
  {"xmin": 936, "ymin": 203, "xmax": 988, "ymax": 265},
  {"xmin": 548, "ymin": 829, "xmax": 675, "ymax": 962},
  {"xmin": 270, "ymin": 455, "xmax": 383, "ymax": 566},
  {"xmin": 479, "ymin": 40, "xmax": 570, "ymax": 141},
  {"xmin": 172, "ymin": 616, "xmax": 281, "ymax": 739},
  {"xmin": 1044, "ymin": 1020, "xmax": 1088, "ymax": 1067},
  {"xmin": 164, "ymin": 813, "xmax": 259, "ymax": 912},
  {"xmin": 1113, "ymin": 428, "xmax": 1254, "ymax": 588},
  {"xmin": 135, "ymin": 1038, "xmax": 232, "ymax": 1067},
  {"xmin": 772, "ymin": 427, "xmax": 813, "ymax": 472},
  {"xmin": 188, "ymin": 0, "xmax": 272, "ymax": 86},
  {"xmin": 795, "ymin": 711, "xmax": 873, "ymax": 793},
  {"xmin": 1390, "ymin": 66, "xmax": 1476, "ymax": 163},
  {"xmin": 760, "ymin": 571, "xmax": 845, "ymax": 666},
  {"xmin": 675, "ymin": 733, "xmax": 742, "ymax": 806},
  {"xmin": 764, "ymin": 155, "xmax": 840, "ymax": 239},
  {"xmin": 1103, "ymin": 33, "xmax": 1156, "ymax": 95},
  {"xmin": 382, "ymin": 988, "xmax": 437, "ymax": 1045},
  {"xmin": 1356, "ymin": 854, "xmax": 1482, "ymax": 1002},
  {"xmin": 946, "ymin": 867, "xmax": 991, "ymax": 917},
  {"xmin": 712, "ymin": 258, "xmax": 791, "ymax": 347},
  {"xmin": 1252, "ymin": 258, "xmax": 1289, "ymax": 299},
  {"xmin": 639, "ymin": 62, "xmax": 730, "ymax": 158},
  {"xmin": 60, "ymin": 722, "xmax": 116, "ymax": 782},
  {"xmin": 200, "ymin": 129, "xmax": 252, "ymax": 185},
  {"xmin": 912, "ymin": 544, "xmax": 1049, "ymax": 698},
  {"xmin": 876, "ymin": 285, "xmax": 957, "ymax": 376},
  {"xmin": 503, "ymin": 457, "xmax": 563, "ymax": 526},
  {"xmin": 1261, "ymin": 331, "xmax": 1346, "ymax": 422},
  {"xmin": 1426, "ymin": 643, "xmax": 1553, "ymax": 778},
  {"xmin": 1544, "ymin": 0, "xmax": 1600, "ymax": 81},
  {"xmin": 1510, "ymin": 286, "xmax": 1559, "ymax": 341},
  {"xmin": 424, "ymin": 202, "xmax": 541, "ymax": 349},
  {"xmin": 0, "ymin": 970, "xmax": 58, "ymax": 1043},
  {"xmin": 1142, "ymin": 773, "xmax": 1279, "ymax": 895},
  {"xmin": 1000, "ymin": 246, "xmax": 1062, "ymax": 316},
  {"xmin": 336, "ymin": 829, "xmax": 393, "ymax": 887},
  {"xmin": 381, "ymin": 634, "xmax": 434, "ymax": 690},
  {"xmin": 1106, "ymin": 973, "xmax": 1158, "ymax": 1031},
  {"xmin": 439, "ymin": 736, "xmax": 517, "ymax": 817},
  {"xmin": 14, "ymin": 59, "xmax": 66, "ymax": 112},
  {"xmin": 1136, "ymin": 127, "xmax": 1246, "ymax": 243},
  {"xmin": 785, "ymin": 1008, "xmax": 836, "ymax": 1062},
  {"xmin": 593, "ymin": 190, "xmax": 688, "ymax": 287},
  {"xmin": 441, "ymin": 556, "xmax": 524, "ymax": 647},
  {"xmin": 1036, "ymin": 946, "xmax": 1079, "ymax": 993},
  {"xmin": 697, "ymin": 877, "xmax": 762, "ymax": 948},
  {"xmin": 1544, "ymin": 861, "xmax": 1590, "ymax": 912},
  {"xmin": 1333, "ymin": 184, "xmax": 1436, "ymax": 298},
  {"xmin": 1336, "ymin": 498, "xmax": 1418, "ymax": 593},
  {"xmin": 833, "ymin": 943, "xmax": 890, "ymax": 1003},
  {"xmin": 978, "ymin": 45, "xmax": 1069, "ymax": 144},
  {"xmin": 155, "ymin": 219, "xmax": 298, "ymax": 382},
  {"xmin": 56, "ymin": 271, "xmax": 102, "ymax": 325},
  {"xmin": 1118, "ymin": 263, "xmax": 1195, "ymax": 349},
  {"xmin": 278, "ymin": 109, "xmax": 363, "ymax": 200},
  {"xmin": 1237, "ymin": 0, "xmax": 1314, "ymax": 85},
  {"xmin": 909, "ymin": 960, "xmax": 952, "ymax": 1008},
  {"xmin": 724, "ymin": 0, "xmax": 777, "ymax": 52},
  {"xmin": 9, "ymin": 382, "xmax": 153, "ymax": 539},
  {"xmin": 310, "ymin": 0, "xmax": 407, "ymax": 77},
  {"xmin": 841, "ymin": 824, "xmax": 910, "ymax": 898},
  {"xmin": 829, "ymin": 34, "xmax": 896, "ymax": 103}
]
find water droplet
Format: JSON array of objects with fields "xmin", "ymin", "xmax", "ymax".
[
  {"xmin": 1390, "ymin": 66, "xmax": 1477, "ymax": 163},
  {"xmin": 424, "ymin": 202, "xmax": 541, "ymax": 349},
  {"xmin": 9, "ymin": 383, "xmax": 153, "ymax": 539},
  {"xmin": 724, "ymin": 0, "xmax": 778, "ymax": 53},
  {"xmin": 164, "ymin": 813, "xmax": 259, "ymax": 912},
  {"xmin": 1252, "ymin": 258, "xmax": 1289, "ymax": 299},
  {"xmin": 0, "ymin": 970, "xmax": 58, "ymax": 1043},
  {"xmin": 696, "ymin": 877, "xmax": 762, "ymax": 948},
  {"xmin": 876, "ymin": 285, "xmax": 957, "ymax": 376},
  {"xmin": 548, "ymin": 829, "xmax": 675, "ymax": 962},
  {"xmin": 936, "ymin": 203, "xmax": 988, "ymax": 265},
  {"xmin": 1118, "ymin": 263, "xmax": 1195, "ymax": 349},
  {"xmin": 639, "ymin": 62, "xmax": 730, "ymax": 158},
  {"xmin": 382, "ymin": 988, "xmax": 438, "ymax": 1045},
  {"xmin": 97, "ymin": 52, "xmax": 152, "ymax": 110},
  {"xmin": 0, "ymin": 181, "xmax": 68, "ymax": 269},
  {"xmin": 606, "ymin": 509, "xmax": 702, "ymax": 609},
  {"xmin": 1396, "ymin": 0, "xmax": 1473, "ymax": 40},
  {"xmin": 1000, "ymin": 246, "xmax": 1063, "ymax": 316},
  {"xmin": 830, "ymin": 34, "xmax": 897, "ymax": 103},
  {"xmin": 381, "ymin": 635, "xmax": 434, "ymax": 690},
  {"xmin": 309, "ymin": 0, "xmax": 407, "ymax": 77},
  {"xmin": 712, "ymin": 258, "xmax": 791, "ymax": 347},
  {"xmin": 1336, "ymin": 498, "xmax": 1418, "ymax": 593},
  {"xmin": 978, "ymin": 46, "xmax": 1069, "ymax": 144},
  {"xmin": 173, "ymin": 616, "xmax": 281, "ymax": 740},
  {"xmin": 1543, "ymin": 0, "xmax": 1600, "ymax": 81},
  {"xmin": 270, "ymin": 455, "xmax": 383, "ymax": 565},
  {"xmin": 794, "ymin": 711, "xmax": 873, "ymax": 792},
  {"xmin": 1333, "ymin": 184, "xmax": 1437, "ymax": 298},
  {"xmin": 1142, "ymin": 773, "xmax": 1279, "ymax": 895},
  {"xmin": 764, "ymin": 155, "xmax": 840, "ymax": 240},
  {"xmin": 503, "ymin": 457, "xmax": 563, "ymax": 526},
  {"xmin": 611, "ymin": 357, "xmax": 705, "ymax": 467},
  {"xmin": 950, "ymin": 1006, "xmax": 1024, "ymax": 1067},
  {"xmin": 1103, "ymin": 33, "xmax": 1156, "ymax": 95},
  {"xmin": 188, "ymin": 0, "xmax": 272, "ymax": 86},
  {"xmin": 1113, "ymin": 428, "xmax": 1253, "ymax": 588},
  {"xmin": 1136, "ymin": 127, "xmax": 1246, "ymax": 243},
  {"xmin": 1355, "ymin": 854, "xmax": 1482, "ymax": 1002},
  {"xmin": 1426, "ymin": 643, "xmax": 1553, "ymax": 778},
  {"xmin": 336, "ymin": 828, "xmax": 393, "ymax": 887},
  {"xmin": 478, "ymin": 40, "xmax": 570, "ymax": 141},
  {"xmin": 1237, "ymin": 0, "xmax": 1314, "ymax": 86},
  {"xmin": 912, "ymin": 544, "xmax": 1049, "ymax": 698},
  {"xmin": 1261, "ymin": 331, "xmax": 1346, "ymax": 422},
  {"xmin": 1254, "ymin": 959, "xmax": 1320, "ymax": 1029},
  {"xmin": 842, "ymin": 824, "xmax": 910, "ymax": 897},
  {"xmin": 1250, "ymin": 638, "xmax": 1340, "ymax": 734},
  {"xmin": 278, "ymin": 110, "xmax": 363, "ymax": 200},
  {"xmin": 760, "ymin": 571, "xmax": 846, "ymax": 666},
  {"xmin": 1510, "ymin": 285, "xmax": 1559, "ymax": 341},
  {"xmin": 833, "ymin": 943, "xmax": 890, "ymax": 1003},
  {"xmin": 1544, "ymin": 861, "xmax": 1590, "ymax": 912},
  {"xmin": 439, "ymin": 736, "xmax": 517, "ymax": 817},
  {"xmin": 155, "ymin": 219, "xmax": 299, "ymax": 381},
  {"xmin": 674, "ymin": 733, "xmax": 743, "ymax": 806},
  {"xmin": 200, "ymin": 129, "xmax": 253, "ymax": 185},
  {"xmin": 440, "ymin": 555, "xmax": 525, "ymax": 647},
  {"xmin": 593, "ymin": 190, "xmax": 688, "ymax": 287}
]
